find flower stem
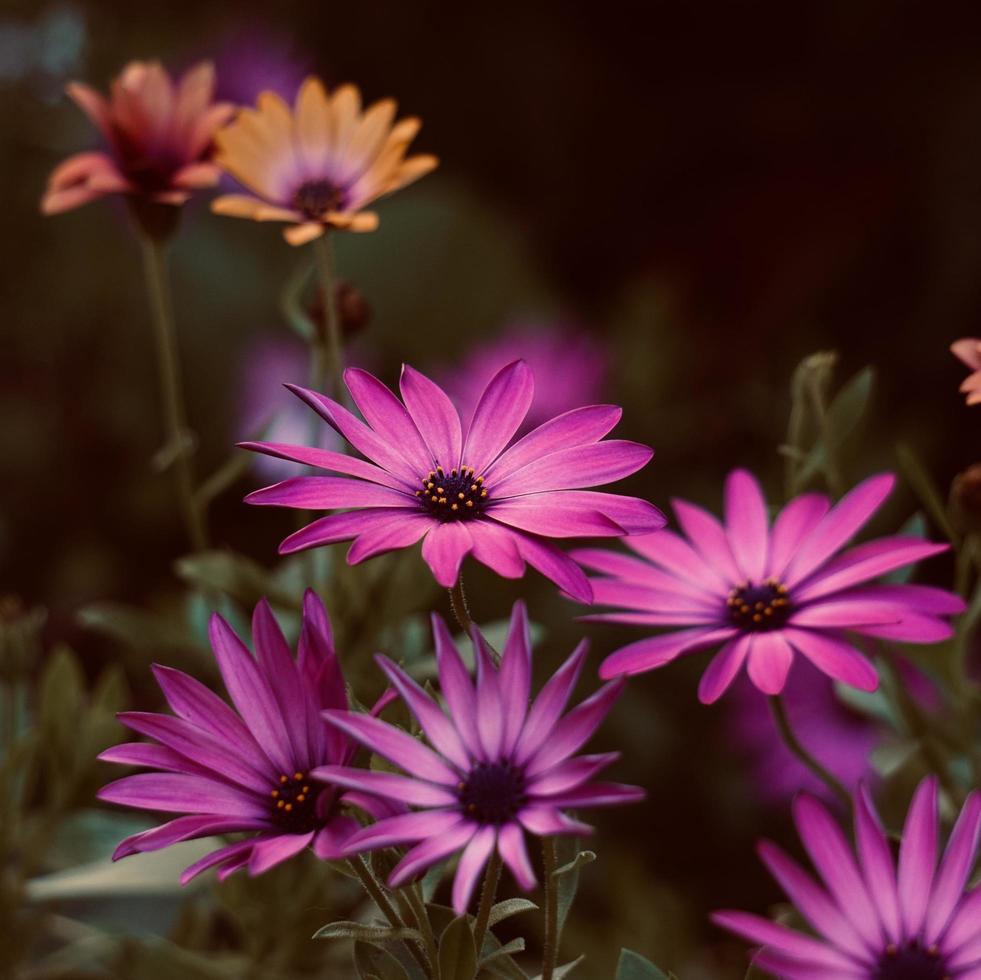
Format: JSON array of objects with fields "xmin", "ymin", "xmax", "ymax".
[
  {"xmin": 472, "ymin": 850, "xmax": 502, "ymax": 958},
  {"xmin": 139, "ymin": 235, "xmax": 207, "ymax": 552},
  {"xmin": 312, "ymin": 233, "xmax": 344, "ymax": 403},
  {"xmin": 769, "ymin": 695, "xmax": 851, "ymax": 809},
  {"xmin": 347, "ymin": 856, "xmax": 433, "ymax": 976},
  {"xmin": 541, "ymin": 836, "xmax": 559, "ymax": 980},
  {"xmin": 404, "ymin": 882, "xmax": 441, "ymax": 980},
  {"xmin": 448, "ymin": 576, "xmax": 476, "ymax": 635}
]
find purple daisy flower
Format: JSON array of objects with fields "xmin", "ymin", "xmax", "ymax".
[
  {"xmin": 242, "ymin": 360, "xmax": 664, "ymax": 601},
  {"xmin": 97, "ymin": 591, "xmax": 395, "ymax": 882},
  {"xmin": 311, "ymin": 602, "xmax": 644, "ymax": 914},
  {"xmin": 574, "ymin": 469, "xmax": 964, "ymax": 701},
  {"xmin": 714, "ymin": 777, "xmax": 981, "ymax": 979}
]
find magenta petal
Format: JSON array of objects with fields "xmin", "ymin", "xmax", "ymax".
[
  {"xmin": 321, "ymin": 710, "xmax": 459, "ymax": 785},
  {"xmin": 246, "ymin": 476, "xmax": 409, "ymax": 509},
  {"xmin": 280, "ymin": 507, "xmax": 421, "ymax": 554},
  {"xmin": 493, "ymin": 440, "xmax": 653, "ymax": 496},
  {"xmin": 897, "ymin": 775, "xmax": 938, "ymax": 939},
  {"xmin": 497, "ymin": 822, "xmax": 536, "ymax": 891},
  {"xmin": 498, "ymin": 602, "xmax": 532, "ymax": 754},
  {"xmin": 673, "ymin": 499, "xmax": 742, "ymax": 585},
  {"xmin": 463, "ymin": 360, "xmax": 534, "ymax": 473},
  {"xmin": 421, "ymin": 522, "xmax": 473, "ymax": 586},
  {"xmin": 698, "ymin": 634, "xmax": 752, "ymax": 704},
  {"xmin": 388, "ymin": 821, "xmax": 476, "ymax": 888},
  {"xmin": 588, "ymin": 579, "xmax": 719, "ymax": 617},
  {"xmin": 311, "ymin": 764, "xmax": 457, "ymax": 808},
  {"xmin": 724, "ymin": 469, "xmax": 770, "ymax": 582},
  {"xmin": 746, "ymin": 632, "xmax": 794, "ymax": 695},
  {"xmin": 767, "ymin": 492, "xmax": 831, "ymax": 580},
  {"xmin": 451, "ymin": 825, "xmax": 496, "ymax": 914},
  {"xmin": 600, "ymin": 627, "xmax": 736, "ymax": 680},
  {"xmin": 112, "ymin": 815, "xmax": 261, "ymax": 860},
  {"xmin": 345, "ymin": 809, "xmax": 462, "ymax": 852},
  {"xmin": 784, "ymin": 473, "xmax": 895, "ymax": 587},
  {"xmin": 845, "ymin": 584, "xmax": 965, "ymax": 616},
  {"xmin": 399, "ymin": 365, "xmax": 463, "ymax": 468},
  {"xmin": 782, "ymin": 628, "xmax": 879, "ymax": 692},
  {"xmin": 432, "ymin": 613, "xmax": 482, "ymax": 758},
  {"xmin": 543, "ymin": 490, "xmax": 666, "ymax": 534},
  {"xmin": 790, "ymin": 600, "xmax": 903, "ymax": 629},
  {"xmin": 508, "ymin": 529, "xmax": 593, "ymax": 602},
  {"xmin": 924, "ymin": 791, "xmax": 981, "ymax": 945},
  {"xmin": 487, "ymin": 497, "xmax": 623, "ymax": 538},
  {"xmin": 487, "ymin": 404, "xmax": 622, "ymax": 482},
  {"xmin": 248, "ymin": 832, "xmax": 314, "ymax": 875},
  {"xmin": 517, "ymin": 806, "xmax": 593, "ymax": 837},
  {"xmin": 239, "ymin": 440, "xmax": 405, "ymax": 490},
  {"xmin": 545, "ymin": 781, "xmax": 646, "ymax": 808},
  {"xmin": 346, "ymin": 512, "xmax": 431, "ymax": 564},
  {"xmin": 98, "ymin": 773, "xmax": 267, "ymax": 818},
  {"xmin": 850, "ymin": 613, "xmax": 955, "ymax": 644},
  {"xmin": 374, "ymin": 656, "xmax": 471, "ymax": 770},
  {"xmin": 313, "ymin": 815, "xmax": 361, "ymax": 859},
  {"xmin": 467, "ymin": 520, "xmax": 526, "ymax": 579},
  {"xmin": 99, "ymin": 742, "xmax": 212, "ymax": 776},
  {"xmin": 854, "ymin": 784, "xmax": 902, "ymax": 944},
  {"xmin": 527, "ymin": 752, "xmax": 620, "ymax": 796},
  {"xmin": 628, "ymin": 529, "xmax": 729, "ymax": 591},
  {"xmin": 572, "ymin": 547, "xmax": 708, "ymax": 599},
  {"xmin": 180, "ymin": 839, "xmax": 256, "ymax": 885}
]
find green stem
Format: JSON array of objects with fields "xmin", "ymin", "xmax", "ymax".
[
  {"xmin": 404, "ymin": 882, "xmax": 441, "ymax": 980},
  {"xmin": 472, "ymin": 850, "xmax": 502, "ymax": 959},
  {"xmin": 541, "ymin": 837, "xmax": 559, "ymax": 980},
  {"xmin": 139, "ymin": 235, "xmax": 207, "ymax": 552},
  {"xmin": 347, "ymin": 856, "xmax": 433, "ymax": 976},
  {"xmin": 449, "ymin": 577, "xmax": 476, "ymax": 636},
  {"xmin": 806, "ymin": 373, "xmax": 844, "ymax": 498},
  {"xmin": 312, "ymin": 233, "xmax": 344, "ymax": 403},
  {"xmin": 769, "ymin": 696, "xmax": 851, "ymax": 809}
]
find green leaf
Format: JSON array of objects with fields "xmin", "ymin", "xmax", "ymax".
[
  {"xmin": 896, "ymin": 443, "xmax": 958, "ymax": 543},
  {"xmin": 487, "ymin": 897, "xmax": 538, "ymax": 928},
  {"xmin": 174, "ymin": 550, "xmax": 295, "ymax": 608},
  {"xmin": 38, "ymin": 645, "xmax": 85, "ymax": 778},
  {"xmin": 532, "ymin": 955, "xmax": 585, "ymax": 979},
  {"xmin": 553, "ymin": 839, "xmax": 593, "ymax": 942},
  {"xmin": 313, "ymin": 921, "xmax": 424, "ymax": 944},
  {"xmin": 616, "ymin": 948, "xmax": 670, "ymax": 979},
  {"xmin": 552, "ymin": 850, "xmax": 596, "ymax": 878},
  {"xmin": 479, "ymin": 937, "xmax": 525, "ymax": 968},
  {"xmin": 354, "ymin": 940, "xmax": 410, "ymax": 980},
  {"xmin": 438, "ymin": 914, "xmax": 477, "ymax": 980}
]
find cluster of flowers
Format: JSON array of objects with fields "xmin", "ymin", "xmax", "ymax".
[{"xmin": 46, "ymin": 59, "xmax": 980, "ymax": 979}]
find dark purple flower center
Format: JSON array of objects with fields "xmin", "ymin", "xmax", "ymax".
[
  {"xmin": 726, "ymin": 579, "xmax": 792, "ymax": 631},
  {"xmin": 873, "ymin": 940, "xmax": 950, "ymax": 980},
  {"xmin": 417, "ymin": 465, "xmax": 489, "ymax": 522},
  {"xmin": 269, "ymin": 771, "xmax": 320, "ymax": 833},
  {"xmin": 292, "ymin": 179, "xmax": 347, "ymax": 219},
  {"xmin": 458, "ymin": 761, "xmax": 526, "ymax": 825}
]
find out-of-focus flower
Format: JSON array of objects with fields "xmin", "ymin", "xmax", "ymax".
[
  {"xmin": 97, "ymin": 592, "xmax": 394, "ymax": 881},
  {"xmin": 576, "ymin": 469, "xmax": 964, "ymax": 700},
  {"xmin": 714, "ymin": 777, "xmax": 981, "ymax": 979},
  {"xmin": 242, "ymin": 361, "xmax": 664, "ymax": 601},
  {"xmin": 41, "ymin": 60, "xmax": 233, "ymax": 226},
  {"xmin": 210, "ymin": 28, "xmax": 310, "ymax": 105},
  {"xmin": 314, "ymin": 602, "xmax": 643, "ymax": 914},
  {"xmin": 437, "ymin": 322, "xmax": 608, "ymax": 432},
  {"xmin": 951, "ymin": 338, "xmax": 981, "ymax": 406},
  {"xmin": 211, "ymin": 77, "xmax": 437, "ymax": 245}
]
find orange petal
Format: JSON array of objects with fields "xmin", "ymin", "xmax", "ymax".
[
  {"xmin": 211, "ymin": 194, "xmax": 268, "ymax": 218},
  {"xmin": 283, "ymin": 221, "xmax": 325, "ymax": 246}
]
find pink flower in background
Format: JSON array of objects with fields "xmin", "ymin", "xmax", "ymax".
[
  {"xmin": 41, "ymin": 60, "xmax": 234, "ymax": 216},
  {"xmin": 242, "ymin": 361, "xmax": 663, "ymax": 600},
  {"xmin": 210, "ymin": 28, "xmax": 311, "ymax": 105},
  {"xmin": 98, "ymin": 592, "xmax": 395, "ymax": 881},
  {"xmin": 714, "ymin": 777, "xmax": 981, "ymax": 979},
  {"xmin": 951, "ymin": 338, "xmax": 981, "ymax": 406},
  {"xmin": 576, "ymin": 469, "xmax": 963, "ymax": 701},
  {"xmin": 315, "ymin": 603, "xmax": 643, "ymax": 914},
  {"xmin": 726, "ymin": 662, "xmax": 878, "ymax": 805},
  {"xmin": 438, "ymin": 322, "xmax": 608, "ymax": 432}
]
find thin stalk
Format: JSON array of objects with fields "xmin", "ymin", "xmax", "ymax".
[
  {"xmin": 769, "ymin": 696, "xmax": 851, "ymax": 810},
  {"xmin": 139, "ymin": 235, "xmax": 207, "ymax": 552},
  {"xmin": 404, "ymin": 882, "xmax": 441, "ymax": 980},
  {"xmin": 541, "ymin": 837, "xmax": 559, "ymax": 980},
  {"xmin": 449, "ymin": 577, "xmax": 476, "ymax": 636},
  {"xmin": 312, "ymin": 233, "xmax": 344, "ymax": 403},
  {"xmin": 347, "ymin": 856, "xmax": 433, "ymax": 976},
  {"xmin": 472, "ymin": 850, "xmax": 502, "ymax": 959},
  {"xmin": 806, "ymin": 372, "xmax": 844, "ymax": 498}
]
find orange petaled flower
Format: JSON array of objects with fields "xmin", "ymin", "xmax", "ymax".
[
  {"xmin": 952, "ymin": 338, "xmax": 981, "ymax": 406},
  {"xmin": 41, "ymin": 61, "xmax": 235, "ymax": 218},
  {"xmin": 211, "ymin": 78, "xmax": 438, "ymax": 245}
]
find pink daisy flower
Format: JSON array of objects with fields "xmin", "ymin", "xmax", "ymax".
[
  {"xmin": 97, "ymin": 591, "xmax": 395, "ymax": 882},
  {"xmin": 313, "ymin": 602, "xmax": 644, "ymax": 914},
  {"xmin": 41, "ymin": 60, "xmax": 234, "ymax": 217},
  {"xmin": 242, "ymin": 360, "xmax": 664, "ymax": 601},
  {"xmin": 951, "ymin": 339, "xmax": 981, "ymax": 407},
  {"xmin": 714, "ymin": 777, "xmax": 981, "ymax": 979},
  {"xmin": 575, "ymin": 469, "xmax": 964, "ymax": 701}
]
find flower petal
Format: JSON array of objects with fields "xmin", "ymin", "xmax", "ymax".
[
  {"xmin": 421, "ymin": 521, "xmax": 473, "ymax": 586},
  {"xmin": 399, "ymin": 365, "xmax": 463, "ymax": 469},
  {"xmin": 698, "ymin": 634, "xmax": 752, "ymax": 704},
  {"xmin": 897, "ymin": 775, "xmax": 938, "ymax": 939},
  {"xmin": 600, "ymin": 627, "xmax": 737, "ymax": 680},
  {"xmin": 724, "ymin": 469, "xmax": 770, "ymax": 582},
  {"xmin": 452, "ymin": 825, "xmax": 496, "ymax": 914},
  {"xmin": 462, "ymin": 360, "xmax": 534, "ymax": 472}
]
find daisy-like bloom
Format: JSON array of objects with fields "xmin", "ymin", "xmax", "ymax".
[
  {"xmin": 437, "ymin": 321, "xmax": 608, "ymax": 434},
  {"xmin": 211, "ymin": 77, "xmax": 437, "ymax": 245},
  {"xmin": 951, "ymin": 339, "xmax": 981, "ymax": 407},
  {"xmin": 97, "ymin": 591, "xmax": 395, "ymax": 882},
  {"xmin": 242, "ymin": 360, "xmax": 664, "ymax": 602},
  {"xmin": 714, "ymin": 777, "xmax": 981, "ymax": 980},
  {"xmin": 313, "ymin": 602, "xmax": 644, "ymax": 914},
  {"xmin": 41, "ymin": 60, "xmax": 234, "ymax": 218},
  {"xmin": 576, "ymin": 469, "xmax": 964, "ymax": 700}
]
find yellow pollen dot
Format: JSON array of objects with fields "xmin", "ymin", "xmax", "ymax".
[
  {"xmin": 451, "ymin": 469, "xmax": 457, "ymax": 476},
  {"xmin": 467, "ymin": 803, "xmax": 477, "ymax": 813},
  {"xmin": 285, "ymin": 803, "xmax": 293, "ymax": 812},
  {"xmin": 439, "ymin": 497, "xmax": 447, "ymax": 504},
  {"xmin": 437, "ymin": 487, "xmax": 445, "ymax": 494},
  {"xmin": 480, "ymin": 490, "xmax": 488, "ymax": 498},
  {"xmin": 466, "ymin": 500, "xmax": 474, "ymax": 508},
  {"xmin": 476, "ymin": 476, "xmax": 484, "ymax": 484},
  {"xmin": 740, "ymin": 605, "xmax": 750, "ymax": 614},
  {"xmin": 294, "ymin": 772, "xmax": 303, "ymax": 780},
  {"xmin": 415, "ymin": 490, "xmax": 422, "ymax": 497},
  {"xmin": 764, "ymin": 608, "xmax": 773, "ymax": 616},
  {"xmin": 431, "ymin": 495, "xmax": 439, "ymax": 503},
  {"xmin": 427, "ymin": 482, "xmax": 434, "ymax": 489},
  {"xmin": 458, "ymin": 492, "xmax": 465, "ymax": 499},
  {"xmin": 277, "ymin": 800, "xmax": 285, "ymax": 809},
  {"xmin": 280, "ymin": 775, "xmax": 288, "ymax": 784},
  {"xmin": 753, "ymin": 614, "xmax": 762, "ymax": 623},
  {"xmin": 470, "ymin": 484, "xmax": 478, "ymax": 491},
  {"xmin": 303, "ymin": 786, "xmax": 310, "ymax": 793},
  {"xmin": 271, "ymin": 790, "xmax": 279, "ymax": 798},
  {"xmin": 296, "ymin": 794, "xmax": 306, "ymax": 803},
  {"xmin": 457, "ymin": 781, "xmax": 466, "ymax": 791},
  {"xmin": 451, "ymin": 503, "xmax": 458, "ymax": 511},
  {"xmin": 437, "ymin": 466, "xmax": 444, "ymax": 474}
]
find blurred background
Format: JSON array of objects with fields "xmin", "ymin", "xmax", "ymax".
[{"xmin": 3, "ymin": 1, "xmax": 981, "ymax": 977}]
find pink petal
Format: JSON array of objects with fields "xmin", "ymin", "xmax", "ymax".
[
  {"xmin": 924, "ymin": 791, "xmax": 981, "ymax": 945},
  {"xmin": 399, "ymin": 365, "xmax": 463, "ymax": 469},
  {"xmin": 767, "ymin": 492, "xmax": 831, "ymax": 580},
  {"xmin": 451, "ymin": 826, "xmax": 496, "ymax": 914},
  {"xmin": 421, "ymin": 521, "xmax": 473, "ymax": 586},
  {"xmin": 497, "ymin": 823, "xmax": 536, "ymax": 891},
  {"xmin": 463, "ymin": 360, "xmax": 534, "ymax": 472},
  {"xmin": 782, "ymin": 628, "xmax": 879, "ymax": 692},
  {"xmin": 698, "ymin": 634, "xmax": 752, "ymax": 703},
  {"xmin": 897, "ymin": 776, "xmax": 939, "ymax": 939},
  {"xmin": 673, "ymin": 498, "xmax": 742, "ymax": 585},
  {"xmin": 746, "ymin": 632, "xmax": 794, "ymax": 695},
  {"xmin": 248, "ymin": 832, "xmax": 314, "ymax": 875},
  {"xmin": 854, "ymin": 784, "xmax": 902, "ymax": 944},
  {"xmin": 600, "ymin": 627, "xmax": 736, "ymax": 680},
  {"xmin": 724, "ymin": 469, "xmax": 770, "ymax": 583}
]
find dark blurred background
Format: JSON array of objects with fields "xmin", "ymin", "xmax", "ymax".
[{"xmin": 4, "ymin": 1, "xmax": 981, "ymax": 975}]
